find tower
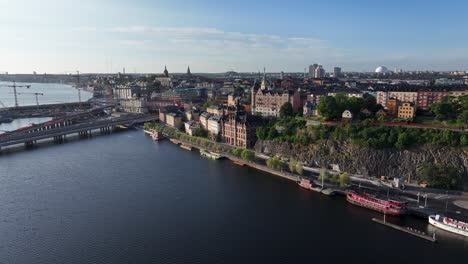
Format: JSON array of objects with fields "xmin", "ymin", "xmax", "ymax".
[
  {"xmin": 260, "ymin": 67, "xmax": 268, "ymax": 90},
  {"xmin": 187, "ymin": 66, "xmax": 192, "ymax": 76},
  {"xmin": 163, "ymin": 65, "xmax": 169, "ymax": 77}
]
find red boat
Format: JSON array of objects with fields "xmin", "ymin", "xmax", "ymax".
[
  {"xmin": 346, "ymin": 191, "xmax": 407, "ymax": 215},
  {"xmin": 151, "ymin": 131, "xmax": 165, "ymax": 141},
  {"xmin": 298, "ymin": 179, "xmax": 313, "ymax": 189}
]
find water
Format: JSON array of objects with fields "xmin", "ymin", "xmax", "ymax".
[
  {"xmin": 0, "ymin": 117, "xmax": 52, "ymax": 133},
  {"xmin": 0, "ymin": 82, "xmax": 92, "ymax": 107},
  {"xmin": 0, "ymin": 131, "xmax": 467, "ymax": 263}
]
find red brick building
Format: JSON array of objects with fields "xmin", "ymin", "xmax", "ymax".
[{"xmin": 221, "ymin": 114, "xmax": 264, "ymax": 148}]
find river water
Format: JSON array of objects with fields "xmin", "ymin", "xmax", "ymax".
[
  {"xmin": 0, "ymin": 82, "xmax": 92, "ymax": 108},
  {"xmin": 0, "ymin": 131, "xmax": 467, "ymax": 263}
]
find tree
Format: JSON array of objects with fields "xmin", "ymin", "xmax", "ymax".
[
  {"xmin": 178, "ymin": 122, "xmax": 185, "ymax": 132},
  {"xmin": 318, "ymin": 167, "xmax": 329, "ymax": 184},
  {"xmin": 232, "ymin": 148, "xmax": 243, "ymax": 156},
  {"xmin": 266, "ymin": 157, "xmax": 285, "ymax": 170},
  {"xmin": 458, "ymin": 110, "xmax": 468, "ymax": 126},
  {"xmin": 431, "ymin": 102, "xmax": 454, "ymax": 121},
  {"xmin": 395, "ymin": 132, "xmax": 411, "ymax": 149},
  {"xmin": 417, "ymin": 163, "xmax": 461, "ymax": 190},
  {"xmin": 289, "ymin": 159, "xmax": 297, "ymax": 173},
  {"xmin": 267, "ymin": 126, "xmax": 279, "ymax": 140},
  {"xmin": 280, "ymin": 102, "xmax": 294, "ymax": 118},
  {"xmin": 256, "ymin": 127, "xmax": 267, "ymax": 140},
  {"xmin": 318, "ymin": 96, "xmax": 339, "ymax": 120},
  {"xmin": 339, "ymin": 172, "xmax": 351, "ymax": 188},
  {"xmin": 241, "ymin": 149, "xmax": 255, "ymax": 161},
  {"xmin": 193, "ymin": 128, "xmax": 208, "ymax": 138},
  {"xmin": 296, "ymin": 163, "xmax": 304, "ymax": 175}
]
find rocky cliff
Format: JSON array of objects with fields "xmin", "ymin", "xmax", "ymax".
[{"xmin": 254, "ymin": 140, "xmax": 468, "ymax": 190}]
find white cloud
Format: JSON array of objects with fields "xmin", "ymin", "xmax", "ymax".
[{"xmin": 105, "ymin": 26, "xmax": 337, "ymax": 71}]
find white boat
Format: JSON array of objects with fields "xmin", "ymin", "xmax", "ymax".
[{"xmin": 429, "ymin": 214, "xmax": 468, "ymax": 237}]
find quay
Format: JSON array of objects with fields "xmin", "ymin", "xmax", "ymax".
[
  {"xmin": 372, "ymin": 218, "xmax": 436, "ymax": 242},
  {"xmin": 167, "ymin": 138, "xmax": 299, "ymax": 182}
]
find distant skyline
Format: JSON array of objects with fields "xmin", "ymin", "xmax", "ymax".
[{"xmin": 1, "ymin": 0, "xmax": 468, "ymax": 74}]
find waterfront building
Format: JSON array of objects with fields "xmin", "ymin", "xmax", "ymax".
[
  {"xmin": 398, "ymin": 102, "xmax": 416, "ymax": 119},
  {"xmin": 184, "ymin": 121, "xmax": 200, "ymax": 136},
  {"xmin": 207, "ymin": 115, "xmax": 223, "ymax": 141},
  {"xmin": 199, "ymin": 112, "xmax": 212, "ymax": 130},
  {"xmin": 221, "ymin": 113, "xmax": 264, "ymax": 148},
  {"xmin": 166, "ymin": 113, "xmax": 182, "ymax": 128}
]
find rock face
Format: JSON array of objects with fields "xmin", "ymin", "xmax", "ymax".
[{"xmin": 254, "ymin": 140, "xmax": 468, "ymax": 190}]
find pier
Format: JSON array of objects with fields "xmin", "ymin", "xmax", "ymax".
[{"xmin": 372, "ymin": 218, "xmax": 436, "ymax": 242}]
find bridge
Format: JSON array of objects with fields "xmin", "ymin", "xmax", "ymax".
[
  {"xmin": 0, "ymin": 115, "xmax": 158, "ymax": 150},
  {"xmin": 0, "ymin": 102, "xmax": 101, "ymax": 119}
]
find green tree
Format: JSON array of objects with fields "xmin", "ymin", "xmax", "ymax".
[
  {"xmin": 241, "ymin": 149, "xmax": 255, "ymax": 161},
  {"xmin": 395, "ymin": 132, "xmax": 411, "ymax": 149},
  {"xmin": 417, "ymin": 163, "xmax": 461, "ymax": 190},
  {"xmin": 318, "ymin": 167, "xmax": 329, "ymax": 184},
  {"xmin": 178, "ymin": 122, "xmax": 185, "ymax": 132},
  {"xmin": 461, "ymin": 134, "xmax": 468, "ymax": 146},
  {"xmin": 339, "ymin": 172, "xmax": 351, "ymax": 188},
  {"xmin": 267, "ymin": 126, "xmax": 279, "ymax": 140},
  {"xmin": 193, "ymin": 128, "xmax": 208, "ymax": 138},
  {"xmin": 280, "ymin": 102, "xmax": 294, "ymax": 118},
  {"xmin": 289, "ymin": 159, "xmax": 297, "ymax": 173},
  {"xmin": 266, "ymin": 157, "xmax": 285, "ymax": 170},
  {"xmin": 296, "ymin": 163, "xmax": 304, "ymax": 175},
  {"xmin": 431, "ymin": 102, "xmax": 454, "ymax": 121},
  {"xmin": 232, "ymin": 147, "xmax": 243, "ymax": 156},
  {"xmin": 318, "ymin": 96, "xmax": 339, "ymax": 120},
  {"xmin": 256, "ymin": 127, "xmax": 267, "ymax": 140},
  {"xmin": 457, "ymin": 110, "xmax": 468, "ymax": 126}
]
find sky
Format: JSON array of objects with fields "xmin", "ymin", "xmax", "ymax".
[{"xmin": 0, "ymin": 0, "xmax": 467, "ymax": 73}]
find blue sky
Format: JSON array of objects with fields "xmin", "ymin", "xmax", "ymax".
[{"xmin": 0, "ymin": 0, "xmax": 467, "ymax": 73}]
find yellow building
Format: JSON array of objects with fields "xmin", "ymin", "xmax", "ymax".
[{"xmin": 398, "ymin": 102, "xmax": 416, "ymax": 119}]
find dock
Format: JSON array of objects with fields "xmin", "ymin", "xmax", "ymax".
[
  {"xmin": 180, "ymin": 144, "xmax": 193, "ymax": 151},
  {"xmin": 372, "ymin": 218, "xmax": 436, "ymax": 242}
]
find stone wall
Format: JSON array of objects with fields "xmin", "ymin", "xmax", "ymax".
[{"xmin": 255, "ymin": 140, "xmax": 468, "ymax": 190}]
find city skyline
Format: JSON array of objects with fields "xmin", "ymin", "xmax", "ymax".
[{"xmin": 1, "ymin": 0, "xmax": 468, "ymax": 73}]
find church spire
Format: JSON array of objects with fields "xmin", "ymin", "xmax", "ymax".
[
  {"xmin": 163, "ymin": 65, "xmax": 169, "ymax": 77},
  {"xmin": 187, "ymin": 65, "xmax": 192, "ymax": 76},
  {"xmin": 260, "ymin": 67, "xmax": 268, "ymax": 90}
]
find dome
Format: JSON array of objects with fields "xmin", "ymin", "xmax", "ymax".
[{"xmin": 375, "ymin": 66, "xmax": 389, "ymax": 73}]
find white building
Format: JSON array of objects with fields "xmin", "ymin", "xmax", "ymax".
[{"xmin": 207, "ymin": 115, "xmax": 222, "ymax": 139}]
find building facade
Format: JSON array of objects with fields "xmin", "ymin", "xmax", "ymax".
[
  {"xmin": 252, "ymin": 88, "xmax": 301, "ymax": 117},
  {"xmin": 398, "ymin": 103, "xmax": 416, "ymax": 119},
  {"xmin": 221, "ymin": 114, "xmax": 263, "ymax": 148}
]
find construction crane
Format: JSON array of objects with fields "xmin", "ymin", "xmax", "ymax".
[
  {"xmin": 0, "ymin": 99, "xmax": 6, "ymax": 108},
  {"xmin": 72, "ymin": 70, "xmax": 91, "ymax": 88},
  {"xmin": 17, "ymin": 92, "xmax": 44, "ymax": 108},
  {"xmin": 0, "ymin": 81, "xmax": 31, "ymax": 107}
]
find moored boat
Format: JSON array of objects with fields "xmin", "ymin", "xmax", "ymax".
[
  {"xmin": 298, "ymin": 179, "xmax": 313, "ymax": 189},
  {"xmin": 151, "ymin": 131, "xmax": 165, "ymax": 141},
  {"xmin": 429, "ymin": 214, "xmax": 468, "ymax": 237},
  {"xmin": 346, "ymin": 191, "xmax": 407, "ymax": 216},
  {"xmin": 200, "ymin": 149, "xmax": 223, "ymax": 160}
]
